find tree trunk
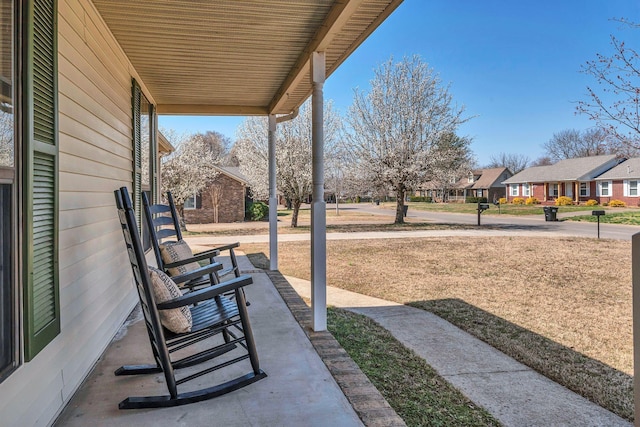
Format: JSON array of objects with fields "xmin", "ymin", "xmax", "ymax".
[
  {"xmin": 291, "ymin": 199, "xmax": 302, "ymax": 227},
  {"xmin": 177, "ymin": 204, "xmax": 187, "ymax": 231},
  {"xmin": 395, "ymin": 188, "xmax": 405, "ymax": 224}
]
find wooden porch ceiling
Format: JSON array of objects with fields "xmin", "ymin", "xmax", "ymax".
[{"xmin": 91, "ymin": 0, "xmax": 403, "ymax": 115}]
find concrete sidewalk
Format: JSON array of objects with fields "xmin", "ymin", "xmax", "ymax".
[{"xmin": 286, "ymin": 276, "xmax": 631, "ymax": 427}]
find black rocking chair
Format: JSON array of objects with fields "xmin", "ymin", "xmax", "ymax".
[
  {"xmin": 142, "ymin": 192, "xmax": 242, "ymax": 292},
  {"xmin": 114, "ymin": 187, "xmax": 266, "ymax": 409}
]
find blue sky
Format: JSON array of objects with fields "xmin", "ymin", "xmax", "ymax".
[{"xmin": 158, "ymin": 0, "xmax": 639, "ymax": 166}]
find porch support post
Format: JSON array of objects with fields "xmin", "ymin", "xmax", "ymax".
[
  {"xmin": 268, "ymin": 114, "xmax": 278, "ymax": 270},
  {"xmin": 310, "ymin": 51, "xmax": 327, "ymax": 331},
  {"xmin": 632, "ymin": 232, "xmax": 640, "ymax": 425}
]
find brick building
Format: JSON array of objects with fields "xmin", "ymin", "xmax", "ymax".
[{"xmin": 183, "ymin": 167, "xmax": 249, "ymax": 223}]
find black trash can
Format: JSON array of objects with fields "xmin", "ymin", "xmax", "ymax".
[
  {"xmin": 402, "ymin": 205, "xmax": 408, "ymax": 217},
  {"xmin": 543, "ymin": 206, "xmax": 559, "ymax": 221}
]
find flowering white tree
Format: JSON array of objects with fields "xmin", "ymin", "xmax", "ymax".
[
  {"xmin": 235, "ymin": 100, "xmax": 342, "ymax": 227},
  {"xmin": 161, "ymin": 132, "xmax": 222, "ymax": 224},
  {"xmin": 347, "ymin": 55, "xmax": 470, "ymax": 223}
]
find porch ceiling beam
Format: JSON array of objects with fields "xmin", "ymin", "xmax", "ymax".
[
  {"xmin": 157, "ymin": 104, "xmax": 268, "ymax": 115},
  {"xmin": 269, "ymin": 0, "xmax": 393, "ymax": 114}
]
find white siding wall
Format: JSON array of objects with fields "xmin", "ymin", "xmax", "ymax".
[{"xmin": 0, "ymin": 0, "xmax": 154, "ymax": 425}]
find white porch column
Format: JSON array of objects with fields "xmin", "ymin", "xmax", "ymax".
[
  {"xmin": 311, "ymin": 51, "xmax": 327, "ymax": 331},
  {"xmin": 268, "ymin": 114, "xmax": 278, "ymax": 271}
]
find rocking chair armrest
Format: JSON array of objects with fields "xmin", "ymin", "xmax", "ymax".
[
  {"xmin": 170, "ymin": 262, "xmax": 223, "ymax": 285},
  {"xmin": 163, "ymin": 249, "xmax": 221, "ymax": 269},
  {"xmin": 157, "ymin": 274, "xmax": 253, "ymax": 309},
  {"xmin": 208, "ymin": 242, "xmax": 240, "ymax": 253}
]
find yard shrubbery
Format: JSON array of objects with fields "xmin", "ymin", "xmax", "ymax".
[
  {"xmin": 409, "ymin": 196, "xmax": 432, "ymax": 202},
  {"xmin": 609, "ymin": 199, "xmax": 627, "ymax": 207},
  {"xmin": 499, "ymin": 197, "xmax": 507, "ymax": 205},
  {"xmin": 555, "ymin": 196, "xmax": 573, "ymax": 206},
  {"xmin": 466, "ymin": 197, "xmax": 488, "ymax": 204},
  {"xmin": 512, "ymin": 197, "xmax": 525, "ymax": 205},
  {"xmin": 525, "ymin": 197, "xmax": 540, "ymax": 205},
  {"xmin": 247, "ymin": 201, "xmax": 269, "ymax": 221},
  {"xmin": 585, "ymin": 199, "xmax": 599, "ymax": 206}
]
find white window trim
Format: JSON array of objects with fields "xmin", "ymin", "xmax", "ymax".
[
  {"xmin": 522, "ymin": 183, "xmax": 530, "ymax": 197},
  {"xmin": 579, "ymin": 182, "xmax": 590, "ymax": 197},
  {"xmin": 624, "ymin": 179, "xmax": 639, "ymax": 197},
  {"xmin": 597, "ymin": 180, "xmax": 612, "ymax": 197},
  {"xmin": 550, "ymin": 183, "xmax": 559, "ymax": 197},
  {"xmin": 510, "ymin": 184, "xmax": 518, "ymax": 196}
]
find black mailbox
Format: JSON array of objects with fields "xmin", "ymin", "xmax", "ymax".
[
  {"xmin": 479, "ymin": 203, "xmax": 490, "ymax": 211},
  {"xmin": 592, "ymin": 210, "xmax": 605, "ymax": 238}
]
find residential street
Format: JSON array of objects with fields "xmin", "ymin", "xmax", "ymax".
[{"xmin": 342, "ymin": 203, "xmax": 640, "ymax": 241}]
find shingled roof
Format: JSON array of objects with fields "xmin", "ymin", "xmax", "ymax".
[
  {"xmin": 471, "ymin": 167, "xmax": 511, "ymax": 189},
  {"xmin": 503, "ymin": 155, "xmax": 622, "ymax": 184},
  {"xmin": 594, "ymin": 158, "xmax": 640, "ymax": 180}
]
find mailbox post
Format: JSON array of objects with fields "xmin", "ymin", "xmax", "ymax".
[
  {"xmin": 592, "ymin": 210, "xmax": 605, "ymax": 239},
  {"xmin": 477, "ymin": 201, "xmax": 490, "ymax": 225}
]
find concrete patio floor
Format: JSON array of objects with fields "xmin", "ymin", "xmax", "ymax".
[{"xmin": 54, "ymin": 255, "xmax": 403, "ymax": 426}]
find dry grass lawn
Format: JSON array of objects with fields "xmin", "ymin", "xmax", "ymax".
[{"xmin": 241, "ymin": 236, "xmax": 633, "ymax": 420}]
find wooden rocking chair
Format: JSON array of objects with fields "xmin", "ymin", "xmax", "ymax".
[
  {"xmin": 142, "ymin": 192, "xmax": 242, "ymax": 293},
  {"xmin": 114, "ymin": 187, "xmax": 266, "ymax": 409}
]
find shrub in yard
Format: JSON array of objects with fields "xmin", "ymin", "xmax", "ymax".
[
  {"xmin": 609, "ymin": 199, "xmax": 627, "ymax": 207},
  {"xmin": 499, "ymin": 197, "xmax": 507, "ymax": 205},
  {"xmin": 248, "ymin": 201, "xmax": 269, "ymax": 221},
  {"xmin": 409, "ymin": 196, "xmax": 432, "ymax": 202},
  {"xmin": 466, "ymin": 196, "xmax": 488, "ymax": 204},
  {"xmin": 525, "ymin": 197, "xmax": 540, "ymax": 205},
  {"xmin": 585, "ymin": 199, "xmax": 599, "ymax": 206},
  {"xmin": 512, "ymin": 197, "xmax": 525, "ymax": 205},
  {"xmin": 555, "ymin": 196, "xmax": 573, "ymax": 206}
]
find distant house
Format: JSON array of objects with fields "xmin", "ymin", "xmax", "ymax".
[
  {"xmin": 183, "ymin": 166, "xmax": 250, "ymax": 223},
  {"xmin": 594, "ymin": 158, "xmax": 640, "ymax": 206},
  {"xmin": 468, "ymin": 167, "xmax": 512, "ymax": 202},
  {"xmin": 502, "ymin": 155, "xmax": 623, "ymax": 203},
  {"xmin": 420, "ymin": 167, "xmax": 512, "ymax": 202}
]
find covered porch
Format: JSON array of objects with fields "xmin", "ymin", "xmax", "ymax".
[{"xmin": 54, "ymin": 254, "xmax": 402, "ymax": 426}]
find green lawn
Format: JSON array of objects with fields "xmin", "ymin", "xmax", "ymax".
[
  {"xmin": 566, "ymin": 211, "xmax": 640, "ymax": 225},
  {"xmin": 328, "ymin": 307, "xmax": 501, "ymax": 426},
  {"xmin": 394, "ymin": 201, "xmax": 597, "ymax": 216}
]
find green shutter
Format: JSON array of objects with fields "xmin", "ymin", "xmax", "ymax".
[
  {"xmin": 132, "ymin": 80, "xmax": 142, "ymax": 230},
  {"xmin": 23, "ymin": 0, "xmax": 59, "ymax": 361}
]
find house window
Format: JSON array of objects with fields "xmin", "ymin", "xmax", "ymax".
[
  {"xmin": 598, "ymin": 181, "xmax": 611, "ymax": 197},
  {"xmin": 510, "ymin": 184, "xmax": 518, "ymax": 196},
  {"xmin": 550, "ymin": 184, "xmax": 558, "ymax": 197},
  {"xmin": 522, "ymin": 183, "xmax": 530, "ymax": 197},
  {"xmin": 184, "ymin": 193, "xmax": 197, "ymax": 210},
  {"xmin": 579, "ymin": 182, "xmax": 589, "ymax": 197},
  {"xmin": 625, "ymin": 180, "xmax": 638, "ymax": 197}
]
